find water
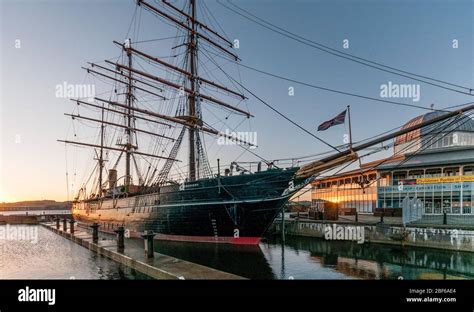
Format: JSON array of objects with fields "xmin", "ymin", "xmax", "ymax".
[
  {"xmin": 0, "ymin": 225, "xmax": 149, "ymax": 279},
  {"xmin": 1, "ymin": 224, "xmax": 473, "ymax": 279},
  {"xmin": 143, "ymin": 235, "xmax": 474, "ymax": 280}
]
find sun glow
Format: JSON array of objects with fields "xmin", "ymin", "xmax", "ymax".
[{"xmin": 0, "ymin": 190, "xmax": 16, "ymax": 203}]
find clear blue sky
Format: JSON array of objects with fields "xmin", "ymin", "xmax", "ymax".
[{"xmin": 1, "ymin": 0, "xmax": 473, "ymax": 201}]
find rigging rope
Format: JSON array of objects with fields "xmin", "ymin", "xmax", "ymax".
[
  {"xmin": 200, "ymin": 48, "xmax": 341, "ymax": 152},
  {"xmin": 203, "ymin": 47, "xmax": 453, "ymax": 113},
  {"xmin": 218, "ymin": 0, "xmax": 474, "ymax": 96}
]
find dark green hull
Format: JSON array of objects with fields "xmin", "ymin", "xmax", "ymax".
[{"xmin": 73, "ymin": 167, "xmax": 308, "ymax": 244}]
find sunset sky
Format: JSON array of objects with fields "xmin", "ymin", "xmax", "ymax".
[{"xmin": 0, "ymin": 0, "xmax": 473, "ymax": 203}]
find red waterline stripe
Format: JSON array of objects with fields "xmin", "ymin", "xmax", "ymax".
[
  {"xmin": 153, "ymin": 233, "xmax": 261, "ymax": 245},
  {"xmin": 77, "ymin": 222, "xmax": 261, "ymax": 245}
]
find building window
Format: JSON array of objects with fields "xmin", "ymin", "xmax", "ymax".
[
  {"xmin": 463, "ymin": 166, "xmax": 474, "ymax": 176},
  {"xmin": 393, "ymin": 171, "xmax": 407, "ymax": 185},
  {"xmin": 424, "ymin": 199, "xmax": 433, "ymax": 214},
  {"xmin": 443, "ymin": 167, "xmax": 459, "ymax": 176},
  {"xmin": 425, "ymin": 132, "xmax": 474, "ymax": 150},
  {"xmin": 408, "ymin": 170, "xmax": 424, "ymax": 179},
  {"xmin": 425, "ymin": 168, "xmax": 442, "ymax": 177},
  {"xmin": 443, "ymin": 134, "xmax": 453, "ymax": 147},
  {"xmin": 429, "ymin": 134, "xmax": 440, "ymax": 149},
  {"xmin": 433, "ymin": 193, "xmax": 442, "ymax": 214},
  {"xmin": 450, "ymin": 191, "xmax": 460, "ymax": 214},
  {"xmin": 463, "ymin": 190, "xmax": 471, "ymax": 214},
  {"xmin": 442, "ymin": 184, "xmax": 452, "ymax": 213},
  {"xmin": 379, "ymin": 173, "xmax": 390, "ymax": 186},
  {"xmin": 434, "ymin": 136, "xmax": 442, "ymax": 148}
]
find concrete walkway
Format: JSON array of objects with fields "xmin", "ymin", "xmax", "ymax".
[
  {"xmin": 42, "ymin": 222, "xmax": 244, "ymax": 280},
  {"xmin": 331, "ymin": 214, "xmax": 402, "ymax": 225},
  {"xmin": 279, "ymin": 214, "xmax": 403, "ymax": 226},
  {"xmin": 285, "ymin": 214, "xmax": 474, "ymax": 230}
]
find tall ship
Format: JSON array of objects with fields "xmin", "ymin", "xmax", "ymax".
[{"xmin": 61, "ymin": 0, "xmax": 474, "ymax": 244}]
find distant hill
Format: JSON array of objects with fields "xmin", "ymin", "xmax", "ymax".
[
  {"xmin": 0, "ymin": 200, "xmax": 68, "ymax": 207},
  {"xmin": 0, "ymin": 200, "xmax": 71, "ymax": 211}
]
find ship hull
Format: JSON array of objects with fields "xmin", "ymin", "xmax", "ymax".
[{"xmin": 73, "ymin": 168, "xmax": 305, "ymax": 245}]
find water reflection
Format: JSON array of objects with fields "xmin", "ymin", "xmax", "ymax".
[
  {"xmin": 149, "ymin": 235, "xmax": 474, "ymax": 280},
  {"xmin": 131, "ymin": 239, "xmax": 276, "ymax": 279},
  {"xmin": 1, "ymin": 224, "xmax": 472, "ymax": 280},
  {"xmin": 279, "ymin": 236, "xmax": 474, "ymax": 280},
  {"xmin": 0, "ymin": 225, "xmax": 149, "ymax": 279}
]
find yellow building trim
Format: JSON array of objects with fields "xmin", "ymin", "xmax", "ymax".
[{"xmin": 416, "ymin": 175, "xmax": 474, "ymax": 184}]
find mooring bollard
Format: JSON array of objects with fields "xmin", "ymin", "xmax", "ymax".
[
  {"xmin": 69, "ymin": 219, "xmax": 75, "ymax": 234},
  {"xmin": 56, "ymin": 217, "xmax": 60, "ymax": 230},
  {"xmin": 63, "ymin": 218, "xmax": 68, "ymax": 232},
  {"xmin": 114, "ymin": 226, "xmax": 125, "ymax": 252},
  {"xmin": 90, "ymin": 223, "xmax": 100, "ymax": 243},
  {"xmin": 141, "ymin": 230, "xmax": 155, "ymax": 259}
]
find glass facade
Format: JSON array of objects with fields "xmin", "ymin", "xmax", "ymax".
[
  {"xmin": 378, "ymin": 182, "xmax": 473, "ymax": 215},
  {"xmin": 312, "ymin": 112, "xmax": 474, "ymax": 216},
  {"xmin": 311, "ymin": 112, "xmax": 474, "ymax": 221},
  {"xmin": 394, "ymin": 132, "xmax": 474, "ymax": 154},
  {"xmin": 312, "ymin": 166, "xmax": 474, "ymax": 216},
  {"xmin": 378, "ymin": 165, "xmax": 474, "ymax": 215},
  {"xmin": 312, "ymin": 172, "xmax": 379, "ymax": 213}
]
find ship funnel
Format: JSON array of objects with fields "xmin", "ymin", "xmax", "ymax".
[{"xmin": 108, "ymin": 169, "xmax": 118, "ymax": 188}]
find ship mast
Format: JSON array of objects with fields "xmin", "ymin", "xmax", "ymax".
[
  {"xmin": 99, "ymin": 104, "xmax": 105, "ymax": 195},
  {"xmin": 92, "ymin": 104, "xmax": 105, "ymax": 197},
  {"xmin": 187, "ymin": 0, "xmax": 197, "ymax": 181},
  {"xmin": 125, "ymin": 39, "xmax": 134, "ymax": 187},
  {"xmin": 139, "ymin": 0, "xmax": 246, "ymax": 181},
  {"xmin": 61, "ymin": 0, "xmax": 256, "ymax": 195}
]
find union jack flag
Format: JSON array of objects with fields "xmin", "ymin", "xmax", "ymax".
[{"xmin": 317, "ymin": 109, "xmax": 347, "ymax": 131}]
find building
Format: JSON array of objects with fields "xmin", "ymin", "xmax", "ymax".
[
  {"xmin": 311, "ymin": 111, "xmax": 474, "ymax": 225},
  {"xmin": 286, "ymin": 200, "xmax": 311, "ymax": 213}
]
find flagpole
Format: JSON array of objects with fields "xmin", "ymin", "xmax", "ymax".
[{"xmin": 347, "ymin": 105, "xmax": 353, "ymax": 151}]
